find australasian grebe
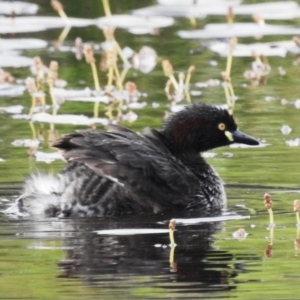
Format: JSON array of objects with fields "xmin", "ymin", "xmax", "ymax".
[{"xmin": 7, "ymin": 103, "xmax": 259, "ymax": 217}]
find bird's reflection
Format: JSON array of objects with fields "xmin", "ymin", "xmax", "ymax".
[{"xmin": 55, "ymin": 212, "xmax": 242, "ymax": 294}]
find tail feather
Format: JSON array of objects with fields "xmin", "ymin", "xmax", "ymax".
[{"xmin": 5, "ymin": 173, "xmax": 66, "ymax": 217}]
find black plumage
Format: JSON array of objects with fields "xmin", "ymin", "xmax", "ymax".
[{"xmin": 8, "ymin": 103, "xmax": 259, "ymax": 217}]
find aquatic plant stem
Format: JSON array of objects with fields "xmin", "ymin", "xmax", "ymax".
[
  {"xmin": 29, "ymin": 121, "xmax": 37, "ymax": 140},
  {"xmin": 223, "ymin": 82, "xmax": 231, "ymax": 106},
  {"xmin": 58, "ymin": 8, "xmax": 68, "ymax": 22},
  {"xmin": 49, "ymin": 86, "xmax": 57, "ymax": 114},
  {"xmin": 269, "ymin": 226, "xmax": 274, "ymax": 244},
  {"xmin": 107, "ymin": 66, "xmax": 114, "ymax": 87},
  {"xmin": 294, "ymin": 200, "xmax": 300, "ymax": 226},
  {"xmin": 227, "ymin": 6, "xmax": 234, "ymax": 24},
  {"xmin": 189, "ymin": 16, "xmax": 197, "ymax": 28},
  {"xmin": 226, "ymin": 52, "xmax": 233, "ymax": 77},
  {"xmin": 102, "ymin": 0, "xmax": 112, "ymax": 16},
  {"xmin": 185, "ymin": 90, "xmax": 192, "ymax": 104},
  {"xmin": 169, "ymin": 230, "xmax": 175, "ymax": 246},
  {"xmin": 102, "ymin": 27, "xmax": 129, "ymax": 66},
  {"xmin": 119, "ymin": 68, "xmax": 129, "ymax": 86},
  {"xmin": 48, "ymin": 85, "xmax": 57, "ymax": 132},
  {"xmin": 228, "ymin": 82, "xmax": 236, "ymax": 112},
  {"xmin": 41, "ymin": 94, "xmax": 46, "ymax": 113},
  {"xmin": 91, "ymin": 62, "xmax": 101, "ymax": 91},
  {"xmin": 114, "ymin": 40, "xmax": 130, "ymax": 66},
  {"xmin": 46, "ymin": 61, "xmax": 59, "ymax": 132},
  {"xmin": 57, "ymin": 25, "xmax": 71, "ymax": 44},
  {"xmin": 185, "ymin": 73, "xmax": 192, "ymax": 87},
  {"xmin": 184, "ymin": 66, "xmax": 195, "ymax": 104},
  {"xmin": 51, "ymin": 0, "xmax": 69, "ymax": 24},
  {"xmin": 226, "ymin": 39, "xmax": 237, "ymax": 113},
  {"xmin": 169, "ymin": 74, "xmax": 179, "ymax": 91},
  {"xmin": 113, "ymin": 64, "xmax": 123, "ymax": 90},
  {"xmin": 105, "ymin": 106, "xmax": 114, "ymax": 120},
  {"xmin": 184, "ymin": 65, "xmax": 196, "ymax": 87},
  {"xmin": 264, "ymin": 193, "xmax": 274, "ymax": 227},
  {"xmin": 168, "ymin": 219, "xmax": 177, "ymax": 271},
  {"xmin": 169, "ymin": 246, "xmax": 175, "ymax": 265},
  {"xmin": 162, "ymin": 60, "xmax": 180, "ymax": 91},
  {"xmin": 114, "ymin": 67, "xmax": 124, "ymax": 118},
  {"xmin": 169, "ymin": 219, "xmax": 176, "ymax": 246},
  {"xmin": 268, "ymin": 208, "xmax": 274, "ymax": 227},
  {"xmin": 29, "ymin": 95, "xmax": 36, "ymax": 116},
  {"xmin": 36, "ymin": 72, "xmax": 46, "ymax": 112},
  {"xmin": 91, "ymin": 62, "xmax": 101, "ymax": 118}
]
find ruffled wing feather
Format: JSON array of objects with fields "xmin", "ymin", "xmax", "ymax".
[{"xmin": 53, "ymin": 125, "xmax": 199, "ymax": 209}]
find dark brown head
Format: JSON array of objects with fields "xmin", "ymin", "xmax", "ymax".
[{"xmin": 161, "ymin": 103, "xmax": 259, "ymax": 153}]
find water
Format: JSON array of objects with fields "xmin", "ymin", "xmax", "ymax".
[{"xmin": 1, "ymin": 0, "xmax": 300, "ymax": 299}]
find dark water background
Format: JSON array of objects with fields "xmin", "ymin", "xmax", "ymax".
[{"xmin": 1, "ymin": 0, "xmax": 300, "ymax": 299}]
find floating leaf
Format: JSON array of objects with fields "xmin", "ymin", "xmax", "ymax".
[
  {"xmin": 0, "ymin": 105, "xmax": 24, "ymax": 114},
  {"xmin": 0, "ymin": 1, "xmax": 39, "ymax": 15},
  {"xmin": 0, "ymin": 53, "xmax": 33, "ymax": 68},
  {"xmin": 232, "ymin": 228, "xmax": 248, "ymax": 241},
  {"xmin": 230, "ymin": 142, "xmax": 268, "ymax": 148},
  {"xmin": 286, "ymin": 138, "xmax": 300, "ymax": 147},
  {"xmin": 157, "ymin": 0, "xmax": 241, "ymax": 5},
  {"xmin": 132, "ymin": 46, "xmax": 157, "ymax": 73},
  {"xmin": 208, "ymin": 41, "xmax": 287, "ymax": 57},
  {"xmin": 294, "ymin": 99, "xmax": 300, "ymax": 109},
  {"xmin": 95, "ymin": 228, "xmax": 170, "ymax": 235},
  {"xmin": 0, "ymin": 16, "xmax": 94, "ymax": 34},
  {"xmin": 133, "ymin": 1, "xmax": 298, "ymax": 19},
  {"xmin": 278, "ymin": 66, "xmax": 286, "ymax": 76},
  {"xmin": 281, "ymin": 125, "xmax": 292, "ymax": 135},
  {"xmin": 265, "ymin": 96, "xmax": 276, "ymax": 102},
  {"xmin": 122, "ymin": 111, "xmax": 138, "ymax": 122},
  {"xmin": 202, "ymin": 152, "xmax": 217, "ymax": 158},
  {"xmin": 0, "ymin": 85, "xmax": 26, "ymax": 97},
  {"xmin": 12, "ymin": 113, "xmax": 114, "ymax": 126},
  {"xmin": 34, "ymin": 151, "xmax": 64, "ymax": 163},
  {"xmin": 11, "ymin": 139, "xmax": 40, "ymax": 148},
  {"xmin": 0, "ymin": 38, "xmax": 47, "ymax": 50},
  {"xmin": 171, "ymin": 214, "xmax": 250, "ymax": 225},
  {"xmin": 96, "ymin": 15, "xmax": 174, "ymax": 31},
  {"xmin": 178, "ymin": 23, "xmax": 300, "ymax": 39},
  {"xmin": 123, "ymin": 102, "xmax": 147, "ymax": 109},
  {"xmin": 190, "ymin": 90, "xmax": 202, "ymax": 96}
]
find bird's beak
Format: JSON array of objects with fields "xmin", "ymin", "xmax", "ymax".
[{"xmin": 225, "ymin": 130, "xmax": 259, "ymax": 146}]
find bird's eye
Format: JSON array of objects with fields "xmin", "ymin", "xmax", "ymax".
[{"xmin": 218, "ymin": 123, "xmax": 226, "ymax": 131}]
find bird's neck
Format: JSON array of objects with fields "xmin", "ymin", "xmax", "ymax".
[
  {"xmin": 176, "ymin": 152, "xmax": 211, "ymax": 175},
  {"xmin": 160, "ymin": 127, "xmax": 211, "ymax": 154},
  {"xmin": 159, "ymin": 130, "xmax": 214, "ymax": 175}
]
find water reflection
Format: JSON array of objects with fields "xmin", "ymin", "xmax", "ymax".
[
  {"xmin": 47, "ymin": 214, "xmax": 246, "ymax": 296},
  {"xmin": 0, "ymin": 211, "xmax": 253, "ymax": 298},
  {"xmin": 0, "ymin": 194, "xmax": 251, "ymax": 297},
  {"xmin": 4, "ymin": 186, "xmax": 300, "ymax": 298}
]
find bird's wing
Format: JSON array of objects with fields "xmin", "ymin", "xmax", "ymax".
[{"xmin": 53, "ymin": 125, "xmax": 199, "ymax": 208}]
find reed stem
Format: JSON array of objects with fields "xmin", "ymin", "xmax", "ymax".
[
  {"xmin": 268, "ymin": 208, "xmax": 274, "ymax": 226},
  {"xmin": 169, "ymin": 219, "xmax": 176, "ymax": 246},
  {"xmin": 102, "ymin": 0, "xmax": 112, "ymax": 16}
]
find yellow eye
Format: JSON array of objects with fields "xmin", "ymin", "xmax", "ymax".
[{"xmin": 218, "ymin": 123, "xmax": 226, "ymax": 131}]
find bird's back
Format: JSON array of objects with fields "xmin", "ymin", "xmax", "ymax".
[{"xmin": 52, "ymin": 125, "xmax": 205, "ymax": 216}]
